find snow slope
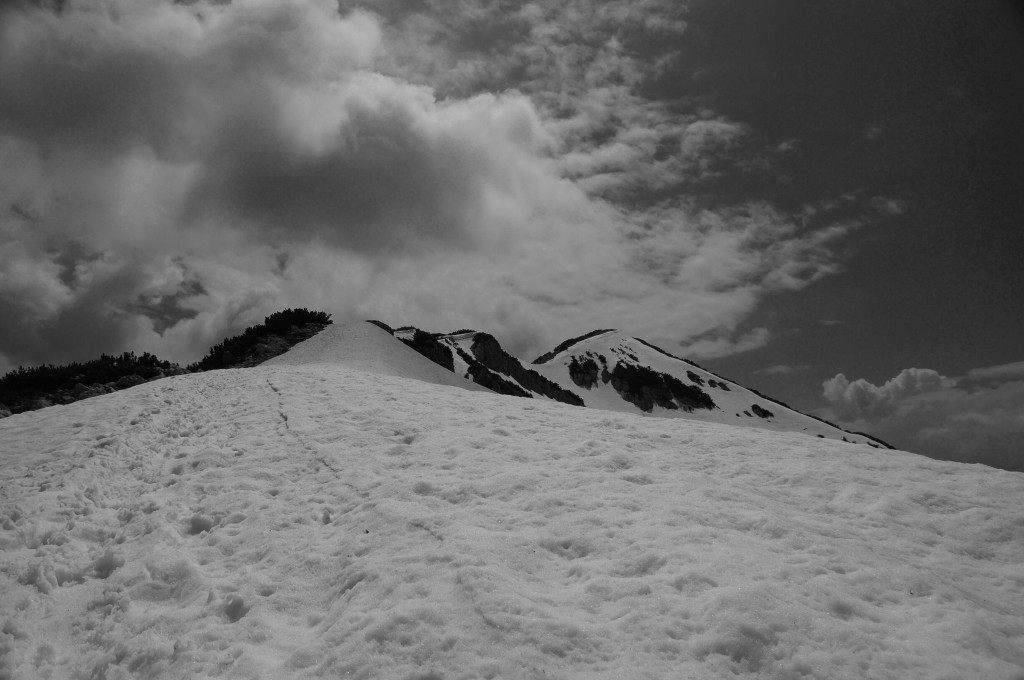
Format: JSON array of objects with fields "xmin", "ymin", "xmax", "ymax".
[
  {"xmin": 2, "ymin": 363, "xmax": 1023, "ymax": 679},
  {"xmin": 263, "ymin": 322, "xmax": 486, "ymax": 393}
]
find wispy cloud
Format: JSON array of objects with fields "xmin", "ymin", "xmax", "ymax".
[
  {"xmin": 0, "ymin": 0, "xmax": 889, "ymax": 373},
  {"xmin": 966, "ymin": 360, "xmax": 1024, "ymax": 382},
  {"xmin": 754, "ymin": 364, "xmax": 812, "ymax": 376},
  {"xmin": 822, "ymin": 365, "xmax": 1024, "ymax": 472}
]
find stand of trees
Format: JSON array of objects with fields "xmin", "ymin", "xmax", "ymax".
[
  {"xmin": 188, "ymin": 308, "xmax": 331, "ymax": 371},
  {"xmin": 0, "ymin": 308, "xmax": 332, "ymax": 416}
]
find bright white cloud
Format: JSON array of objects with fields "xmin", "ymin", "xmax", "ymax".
[
  {"xmin": 822, "ymin": 368, "xmax": 957, "ymax": 420},
  {"xmin": 822, "ymin": 365, "xmax": 1024, "ymax": 472},
  {"xmin": 0, "ymin": 0, "xmax": 874, "ymax": 374}
]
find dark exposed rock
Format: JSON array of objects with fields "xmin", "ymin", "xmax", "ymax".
[
  {"xmin": 471, "ymin": 334, "xmax": 584, "ymax": 406},
  {"xmin": 601, "ymin": 362, "xmax": 716, "ymax": 413},
  {"xmin": 449, "ymin": 346, "xmax": 529, "ymax": 397},
  {"xmin": 466, "ymin": 363, "xmax": 533, "ymax": 398},
  {"xmin": 601, "ymin": 363, "xmax": 676, "ymax": 412},
  {"xmin": 663, "ymin": 373, "xmax": 717, "ymax": 412},
  {"xmin": 398, "ymin": 330, "xmax": 455, "ymax": 372},
  {"xmin": 568, "ymin": 356, "xmax": 600, "ymax": 389},
  {"xmin": 751, "ymin": 404, "xmax": 774, "ymax": 419},
  {"xmin": 393, "ymin": 332, "xmax": 533, "ymax": 399}
]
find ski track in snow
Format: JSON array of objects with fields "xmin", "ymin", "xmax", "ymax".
[{"xmin": 1, "ymin": 365, "xmax": 1023, "ymax": 679}]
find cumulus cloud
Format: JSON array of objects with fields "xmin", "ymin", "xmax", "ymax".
[
  {"xmin": 822, "ymin": 368, "xmax": 958, "ymax": 421},
  {"xmin": 822, "ymin": 366, "xmax": 1024, "ymax": 472},
  {"xmin": 0, "ymin": 0, "xmax": 880, "ymax": 374}
]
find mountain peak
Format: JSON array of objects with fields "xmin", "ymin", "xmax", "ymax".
[{"xmin": 343, "ymin": 322, "xmax": 890, "ymax": 448}]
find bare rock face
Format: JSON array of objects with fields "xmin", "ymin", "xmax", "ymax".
[
  {"xmin": 386, "ymin": 325, "xmax": 586, "ymax": 406},
  {"xmin": 599, "ymin": 362, "xmax": 716, "ymax": 413},
  {"xmin": 469, "ymin": 334, "xmax": 584, "ymax": 407},
  {"xmin": 397, "ymin": 330, "xmax": 455, "ymax": 372},
  {"xmin": 568, "ymin": 356, "xmax": 600, "ymax": 389}
]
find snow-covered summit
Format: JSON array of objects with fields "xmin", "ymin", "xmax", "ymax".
[
  {"xmin": 370, "ymin": 323, "xmax": 884, "ymax": 448},
  {"xmin": 263, "ymin": 321, "xmax": 487, "ymax": 393},
  {"xmin": 530, "ymin": 329, "xmax": 885, "ymax": 447}
]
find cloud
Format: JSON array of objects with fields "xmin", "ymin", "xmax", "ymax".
[
  {"xmin": 822, "ymin": 368, "xmax": 958, "ymax": 420},
  {"xmin": 0, "ymin": 0, "xmax": 881, "ymax": 375},
  {"xmin": 679, "ymin": 327, "xmax": 771, "ymax": 360},
  {"xmin": 822, "ymin": 366, "xmax": 1024, "ymax": 472},
  {"xmin": 967, "ymin": 360, "xmax": 1024, "ymax": 382},
  {"xmin": 753, "ymin": 364, "xmax": 812, "ymax": 376}
]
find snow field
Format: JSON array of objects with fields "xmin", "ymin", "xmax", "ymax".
[{"xmin": 1, "ymin": 365, "xmax": 1022, "ymax": 679}]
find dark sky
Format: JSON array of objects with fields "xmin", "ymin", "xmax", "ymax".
[
  {"xmin": 679, "ymin": 0, "xmax": 1024, "ymax": 469},
  {"xmin": 690, "ymin": 0, "xmax": 1024, "ymax": 378},
  {"xmin": 0, "ymin": 0, "xmax": 1021, "ymax": 469}
]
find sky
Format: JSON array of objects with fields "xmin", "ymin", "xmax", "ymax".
[{"xmin": 1, "ymin": 0, "xmax": 1022, "ymax": 469}]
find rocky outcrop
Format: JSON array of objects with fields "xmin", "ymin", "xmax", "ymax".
[
  {"xmin": 398, "ymin": 330, "xmax": 455, "ymax": 372},
  {"xmin": 462, "ymin": 360, "xmax": 532, "ymax": 398},
  {"xmin": 568, "ymin": 356, "xmax": 600, "ymax": 389},
  {"xmin": 600, "ymin": 362, "xmax": 716, "ymax": 413},
  {"xmin": 471, "ymin": 334, "xmax": 584, "ymax": 406}
]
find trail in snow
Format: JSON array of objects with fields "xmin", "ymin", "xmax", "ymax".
[{"xmin": 1, "ymin": 364, "xmax": 1023, "ymax": 679}]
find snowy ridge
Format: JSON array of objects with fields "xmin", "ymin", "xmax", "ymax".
[
  {"xmin": 384, "ymin": 323, "xmax": 881, "ymax": 447},
  {"xmin": 1, "ymin": 364, "xmax": 1022, "ymax": 679},
  {"xmin": 530, "ymin": 331, "xmax": 883, "ymax": 446}
]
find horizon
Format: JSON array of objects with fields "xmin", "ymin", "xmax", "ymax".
[
  {"xmin": 1, "ymin": 0, "xmax": 1022, "ymax": 471},
  {"xmin": 1, "ymin": 315, "xmax": 1008, "ymax": 470}
]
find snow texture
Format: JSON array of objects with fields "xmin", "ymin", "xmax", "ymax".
[{"xmin": 1, "ymin": 327, "xmax": 1023, "ymax": 679}]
